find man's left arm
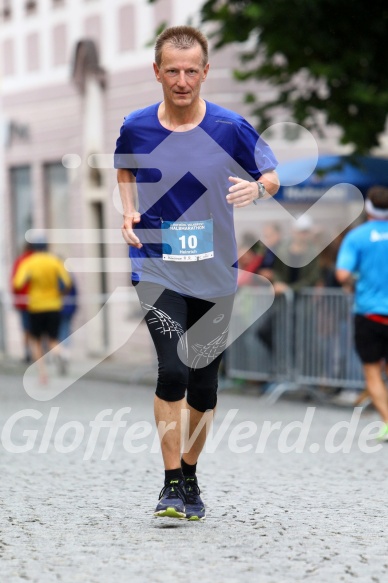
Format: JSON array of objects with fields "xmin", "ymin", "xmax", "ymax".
[
  {"xmin": 257, "ymin": 170, "xmax": 280, "ymax": 197},
  {"xmin": 227, "ymin": 170, "xmax": 280, "ymax": 208}
]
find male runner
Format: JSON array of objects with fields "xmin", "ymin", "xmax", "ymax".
[
  {"xmin": 336, "ymin": 186, "xmax": 388, "ymax": 440},
  {"xmin": 115, "ymin": 26, "xmax": 279, "ymax": 519}
]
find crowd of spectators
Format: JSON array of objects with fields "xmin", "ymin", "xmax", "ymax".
[
  {"xmin": 237, "ymin": 216, "xmax": 349, "ymax": 293},
  {"xmin": 235, "ymin": 216, "xmax": 357, "ymax": 393}
]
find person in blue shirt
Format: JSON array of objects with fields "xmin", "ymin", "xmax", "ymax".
[
  {"xmin": 115, "ymin": 25, "xmax": 279, "ymax": 520},
  {"xmin": 336, "ymin": 186, "xmax": 388, "ymax": 440},
  {"xmin": 58, "ymin": 275, "xmax": 78, "ymax": 371}
]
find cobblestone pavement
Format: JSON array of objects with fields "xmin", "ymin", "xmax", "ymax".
[{"xmin": 0, "ymin": 371, "xmax": 387, "ymax": 583}]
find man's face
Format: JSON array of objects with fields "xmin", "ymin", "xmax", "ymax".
[{"xmin": 153, "ymin": 43, "xmax": 209, "ymax": 109}]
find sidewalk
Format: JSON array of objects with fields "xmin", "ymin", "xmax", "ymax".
[
  {"xmin": 0, "ymin": 353, "xmax": 369, "ymax": 409},
  {"xmin": 0, "ymin": 367, "xmax": 387, "ymax": 583},
  {"xmin": 0, "ymin": 350, "xmax": 156, "ymax": 387}
]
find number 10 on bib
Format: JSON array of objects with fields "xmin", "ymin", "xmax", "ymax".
[{"xmin": 162, "ymin": 219, "xmax": 214, "ymax": 262}]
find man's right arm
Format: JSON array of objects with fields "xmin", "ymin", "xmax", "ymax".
[
  {"xmin": 335, "ymin": 232, "xmax": 357, "ymax": 290},
  {"xmin": 117, "ymin": 169, "xmax": 142, "ymax": 249}
]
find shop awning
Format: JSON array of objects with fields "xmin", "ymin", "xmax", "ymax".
[{"xmin": 275, "ymin": 155, "xmax": 388, "ymax": 202}]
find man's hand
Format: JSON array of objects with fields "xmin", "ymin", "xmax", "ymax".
[
  {"xmin": 226, "ymin": 176, "xmax": 260, "ymax": 208},
  {"xmin": 227, "ymin": 171, "xmax": 279, "ymax": 208},
  {"xmin": 273, "ymin": 281, "xmax": 290, "ymax": 295},
  {"xmin": 121, "ymin": 212, "xmax": 142, "ymax": 248}
]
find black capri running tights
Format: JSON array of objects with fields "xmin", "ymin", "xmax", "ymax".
[{"xmin": 133, "ymin": 281, "xmax": 234, "ymax": 412}]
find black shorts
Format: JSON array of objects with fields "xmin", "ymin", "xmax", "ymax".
[
  {"xmin": 354, "ymin": 314, "xmax": 388, "ymax": 363},
  {"xmin": 29, "ymin": 311, "xmax": 61, "ymax": 340}
]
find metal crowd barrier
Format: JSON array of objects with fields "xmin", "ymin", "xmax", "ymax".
[
  {"xmin": 295, "ymin": 288, "xmax": 364, "ymax": 390},
  {"xmin": 227, "ymin": 287, "xmax": 293, "ymax": 383},
  {"xmin": 226, "ymin": 287, "xmax": 364, "ymax": 401}
]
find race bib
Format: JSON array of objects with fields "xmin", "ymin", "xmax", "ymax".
[{"xmin": 162, "ymin": 219, "xmax": 214, "ymax": 262}]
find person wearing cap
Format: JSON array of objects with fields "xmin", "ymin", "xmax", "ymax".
[
  {"xmin": 12, "ymin": 238, "xmax": 71, "ymax": 384},
  {"xmin": 336, "ymin": 186, "xmax": 388, "ymax": 441},
  {"xmin": 271, "ymin": 214, "xmax": 320, "ymax": 294}
]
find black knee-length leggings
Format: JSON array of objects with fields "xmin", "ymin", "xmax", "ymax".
[{"xmin": 133, "ymin": 281, "xmax": 234, "ymax": 412}]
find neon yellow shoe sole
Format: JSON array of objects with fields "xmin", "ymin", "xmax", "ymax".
[
  {"xmin": 377, "ymin": 423, "xmax": 388, "ymax": 441},
  {"xmin": 187, "ymin": 514, "xmax": 206, "ymax": 521},
  {"xmin": 154, "ymin": 507, "xmax": 186, "ymax": 519}
]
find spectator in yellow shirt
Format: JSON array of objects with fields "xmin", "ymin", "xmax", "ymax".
[{"xmin": 13, "ymin": 240, "xmax": 71, "ymax": 384}]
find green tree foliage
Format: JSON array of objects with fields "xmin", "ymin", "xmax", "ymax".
[{"xmin": 200, "ymin": 0, "xmax": 388, "ymax": 153}]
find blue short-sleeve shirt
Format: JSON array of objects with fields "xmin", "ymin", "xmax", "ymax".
[
  {"xmin": 336, "ymin": 220, "xmax": 388, "ymax": 315},
  {"xmin": 114, "ymin": 101, "xmax": 278, "ymax": 298}
]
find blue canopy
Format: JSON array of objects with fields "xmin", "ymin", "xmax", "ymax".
[{"xmin": 276, "ymin": 155, "xmax": 388, "ymax": 202}]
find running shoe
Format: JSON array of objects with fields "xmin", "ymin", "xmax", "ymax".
[
  {"xmin": 154, "ymin": 479, "xmax": 186, "ymax": 519},
  {"xmin": 184, "ymin": 476, "xmax": 206, "ymax": 521},
  {"xmin": 377, "ymin": 423, "xmax": 388, "ymax": 442}
]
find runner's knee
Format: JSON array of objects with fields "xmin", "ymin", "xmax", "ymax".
[
  {"xmin": 155, "ymin": 362, "xmax": 188, "ymax": 401},
  {"xmin": 186, "ymin": 383, "xmax": 218, "ymax": 413}
]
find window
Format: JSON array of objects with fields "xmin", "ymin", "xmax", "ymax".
[
  {"xmin": 2, "ymin": 38, "xmax": 15, "ymax": 76},
  {"xmin": 84, "ymin": 14, "xmax": 101, "ymax": 49},
  {"xmin": 118, "ymin": 5, "xmax": 135, "ymax": 53},
  {"xmin": 25, "ymin": 1, "xmax": 37, "ymax": 16},
  {"xmin": 44, "ymin": 163, "xmax": 69, "ymax": 256},
  {"xmin": 26, "ymin": 32, "xmax": 40, "ymax": 71},
  {"xmin": 10, "ymin": 167, "xmax": 33, "ymax": 257},
  {"xmin": 2, "ymin": 0, "xmax": 12, "ymax": 20},
  {"xmin": 52, "ymin": 23, "xmax": 67, "ymax": 66}
]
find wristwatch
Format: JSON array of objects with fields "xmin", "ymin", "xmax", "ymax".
[{"xmin": 253, "ymin": 181, "xmax": 266, "ymax": 205}]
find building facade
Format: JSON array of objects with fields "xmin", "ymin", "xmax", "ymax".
[{"xmin": 0, "ymin": 0, "xmax": 348, "ymax": 361}]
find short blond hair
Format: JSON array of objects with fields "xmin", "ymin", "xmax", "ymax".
[{"xmin": 154, "ymin": 26, "xmax": 209, "ymax": 67}]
